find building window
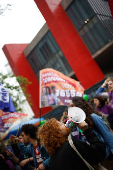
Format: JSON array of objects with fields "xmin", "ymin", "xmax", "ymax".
[
  {"xmin": 66, "ymin": 0, "xmax": 112, "ymax": 54},
  {"xmin": 27, "ymin": 31, "xmax": 73, "ymax": 80}
]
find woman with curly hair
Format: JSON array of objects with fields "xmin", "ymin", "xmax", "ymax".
[
  {"xmin": 38, "ymin": 118, "xmax": 106, "ymax": 170},
  {"xmin": 70, "ymin": 96, "xmax": 113, "ymax": 159}
]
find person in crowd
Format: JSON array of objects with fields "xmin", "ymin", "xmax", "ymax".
[
  {"xmin": 70, "ymin": 96, "xmax": 113, "ymax": 169},
  {"xmin": 6, "ymin": 149, "xmax": 19, "ymax": 166},
  {"xmin": 10, "ymin": 124, "xmax": 50, "ymax": 170},
  {"xmin": 51, "ymin": 86, "xmax": 61, "ymax": 105},
  {"xmin": 93, "ymin": 96, "xmax": 113, "ymax": 129},
  {"xmin": 46, "ymin": 86, "xmax": 55, "ymax": 105},
  {"xmin": 10, "ymin": 134, "xmax": 21, "ymax": 158},
  {"xmin": 10, "ymin": 133, "xmax": 34, "ymax": 170},
  {"xmin": 41, "ymin": 87, "xmax": 48, "ymax": 107},
  {"xmin": 0, "ymin": 151, "xmax": 16, "ymax": 170},
  {"xmin": 18, "ymin": 134, "xmax": 34, "ymax": 170},
  {"xmin": 60, "ymin": 110, "xmax": 69, "ymax": 124},
  {"xmin": 96, "ymin": 77, "xmax": 113, "ymax": 105},
  {"xmin": 0, "ymin": 153, "xmax": 11, "ymax": 170},
  {"xmin": 0, "ymin": 139, "xmax": 19, "ymax": 170},
  {"xmin": 38, "ymin": 118, "xmax": 106, "ymax": 170}
]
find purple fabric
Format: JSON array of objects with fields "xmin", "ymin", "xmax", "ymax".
[
  {"xmin": 97, "ymin": 104, "xmax": 113, "ymax": 118},
  {"xmin": 0, "ymin": 117, "xmax": 4, "ymax": 130},
  {"xmin": 108, "ymin": 91, "xmax": 113, "ymax": 105},
  {"xmin": 47, "ymin": 94, "xmax": 55, "ymax": 105},
  {"xmin": 6, "ymin": 160, "xmax": 15, "ymax": 170},
  {"xmin": 71, "ymin": 129, "xmax": 79, "ymax": 140}
]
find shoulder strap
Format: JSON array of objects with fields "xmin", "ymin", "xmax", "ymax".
[{"xmin": 68, "ymin": 134, "xmax": 95, "ymax": 170}]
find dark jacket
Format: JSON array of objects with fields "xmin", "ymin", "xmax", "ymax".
[{"xmin": 49, "ymin": 128, "xmax": 106, "ymax": 170}]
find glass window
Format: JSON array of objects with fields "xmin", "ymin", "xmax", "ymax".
[
  {"xmin": 66, "ymin": 0, "xmax": 111, "ymax": 54},
  {"xmin": 27, "ymin": 31, "xmax": 73, "ymax": 80}
]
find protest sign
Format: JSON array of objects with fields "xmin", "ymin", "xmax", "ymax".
[{"xmin": 39, "ymin": 68, "xmax": 84, "ymax": 108}]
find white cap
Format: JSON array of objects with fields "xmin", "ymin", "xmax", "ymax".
[{"xmin": 68, "ymin": 107, "xmax": 86, "ymax": 123}]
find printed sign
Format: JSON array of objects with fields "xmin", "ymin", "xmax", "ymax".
[{"xmin": 39, "ymin": 68, "xmax": 84, "ymax": 108}]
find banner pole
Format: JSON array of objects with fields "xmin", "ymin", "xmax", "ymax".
[
  {"xmin": 16, "ymin": 123, "xmax": 21, "ymax": 137},
  {"xmin": 40, "ymin": 108, "xmax": 41, "ymax": 126},
  {"xmin": 39, "ymin": 70, "xmax": 41, "ymax": 126}
]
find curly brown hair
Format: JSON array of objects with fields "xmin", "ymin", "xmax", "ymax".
[
  {"xmin": 71, "ymin": 96, "xmax": 101, "ymax": 129},
  {"xmin": 38, "ymin": 118, "xmax": 66, "ymax": 156}
]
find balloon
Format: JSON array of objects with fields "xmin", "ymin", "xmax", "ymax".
[
  {"xmin": 40, "ymin": 120, "xmax": 47, "ymax": 127},
  {"xmin": 83, "ymin": 94, "xmax": 89, "ymax": 101}
]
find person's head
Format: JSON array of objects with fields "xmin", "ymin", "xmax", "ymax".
[
  {"xmin": 46, "ymin": 86, "xmax": 51, "ymax": 94},
  {"xmin": 108, "ymin": 78, "xmax": 113, "ymax": 92},
  {"xmin": 21, "ymin": 124, "xmax": 38, "ymax": 143},
  {"xmin": 51, "ymin": 86, "xmax": 55, "ymax": 93},
  {"xmin": 18, "ymin": 134, "xmax": 24, "ymax": 143},
  {"xmin": 38, "ymin": 118, "xmax": 68, "ymax": 156},
  {"xmin": 93, "ymin": 96, "xmax": 106, "ymax": 107},
  {"xmin": 19, "ymin": 134, "xmax": 24, "ymax": 143},
  {"xmin": 70, "ymin": 96, "xmax": 100, "ymax": 128},
  {"xmin": 42, "ymin": 87, "xmax": 47, "ymax": 95}
]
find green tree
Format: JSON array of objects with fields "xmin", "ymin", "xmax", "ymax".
[
  {"xmin": 0, "ymin": 3, "xmax": 12, "ymax": 16},
  {"xmin": 0, "ymin": 72, "xmax": 32, "ymax": 112}
]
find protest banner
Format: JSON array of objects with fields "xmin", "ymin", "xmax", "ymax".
[
  {"xmin": 39, "ymin": 68, "xmax": 84, "ymax": 108},
  {"xmin": 0, "ymin": 110, "xmax": 27, "ymax": 132}
]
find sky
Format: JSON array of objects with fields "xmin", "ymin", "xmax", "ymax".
[{"xmin": 0, "ymin": 0, "xmax": 45, "ymax": 73}]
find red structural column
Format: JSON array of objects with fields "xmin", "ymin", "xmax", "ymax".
[
  {"xmin": 2, "ymin": 44, "xmax": 52, "ymax": 117},
  {"xmin": 34, "ymin": 0, "xmax": 105, "ymax": 89},
  {"xmin": 108, "ymin": 0, "xmax": 113, "ymax": 18}
]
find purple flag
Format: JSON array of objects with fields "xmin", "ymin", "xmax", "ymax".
[{"xmin": 0, "ymin": 83, "xmax": 15, "ymax": 112}]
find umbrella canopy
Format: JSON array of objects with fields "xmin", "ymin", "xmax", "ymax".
[{"xmin": 2, "ymin": 118, "xmax": 44, "ymax": 140}]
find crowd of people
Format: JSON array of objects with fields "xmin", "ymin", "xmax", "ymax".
[{"xmin": 0, "ymin": 78, "xmax": 113, "ymax": 170}]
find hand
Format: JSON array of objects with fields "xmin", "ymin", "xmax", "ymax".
[
  {"xmin": 102, "ymin": 78, "xmax": 109, "ymax": 88},
  {"xmin": 20, "ymin": 159, "xmax": 28, "ymax": 167},
  {"xmin": 65, "ymin": 120, "xmax": 76, "ymax": 131},
  {"xmin": 37, "ymin": 164, "xmax": 45, "ymax": 170},
  {"xmin": 76, "ymin": 121, "xmax": 88, "ymax": 132},
  {"xmin": 9, "ymin": 135, "xmax": 21, "ymax": 144},
  {"xmin": 9, "ymin": 135, "xmax": 16, "ymax": 143},
  {"xmin": 104, "ymin": 78, "xmax": 109, "ymax": 85},
  {"xmin": 6, "ymin": 150, "xmax": 14, "ymax": 157},
  {"xmin": 63, "ymin": 111, "xmax": 68, "ymax": 117}
]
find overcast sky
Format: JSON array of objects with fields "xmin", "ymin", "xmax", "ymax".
[{"xmin": 0, "ymin": 0, "xmax": 45, "ymax": 73}]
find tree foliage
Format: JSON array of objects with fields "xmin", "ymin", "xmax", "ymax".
[
  {"xmin": 0, "ymin": 72, "xmax": 32, "ymax": 112},
  {"xmin": 0, "ymin": 3, "xmax": 12, "ymax": 16}
]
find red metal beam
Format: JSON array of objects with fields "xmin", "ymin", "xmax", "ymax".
[
  {"xmin": 34, "ymin": 0, "xmax": 105, "ymax": 89},
  {"xmin": 2, "ymin": 44, "xmax": 52, "ymax": 117},
  {"xmin": 108, "ymin": 0, "xmax": 113, "ymax": 18}
]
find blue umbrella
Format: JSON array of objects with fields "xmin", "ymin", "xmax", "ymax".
[
  {"xmin": 0, "ymin": 83, "xmax": 15, "ymax": 112},
  {"xmin": 3, "ymin": 118, "xmax": 44, "ymax": 140}
]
